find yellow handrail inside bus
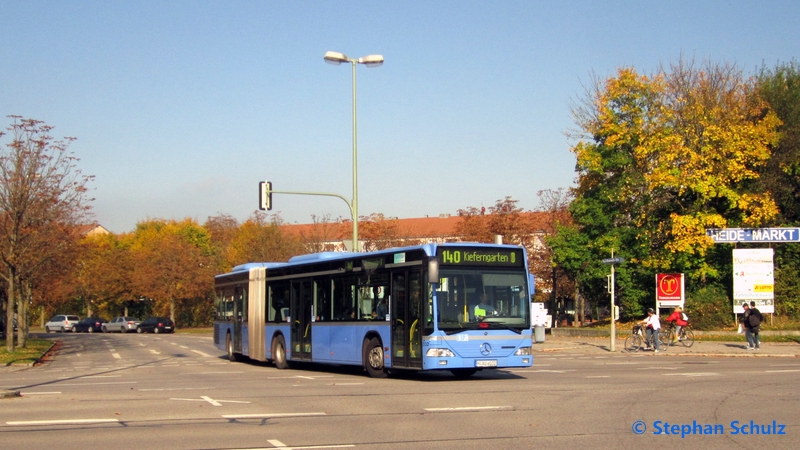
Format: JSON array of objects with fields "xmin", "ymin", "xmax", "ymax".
[{"xmin": 410, "ymin": 319, "xmax": 418, "ymax": 358}]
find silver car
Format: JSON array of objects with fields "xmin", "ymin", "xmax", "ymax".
[
  {"xmin": 45, "ymin": 315, "xmax": 81, "ymax": 333},
  {"xmin": 103, "ymin": 316, "xmax": 141, "ymax": 333}
]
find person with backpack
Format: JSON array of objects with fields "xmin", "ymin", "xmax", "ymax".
[
  {"xmin": 666, "ymin": 306, "xmax": 689, "ymax": 343},
  {"xmin": 745, "ymin": 301, "xmax": 763, "ymax": 351}
]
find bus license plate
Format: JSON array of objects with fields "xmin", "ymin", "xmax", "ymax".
[{"xmin": 476, "ymin": 360, "xmax": 497, "ymax": 367}]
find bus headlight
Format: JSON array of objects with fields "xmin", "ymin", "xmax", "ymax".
[
  {"xmin": 426, "ymin": 348, "xmax": 455, "ymax": 358},
  {"xmin": 515, "ymin": 346, "xmax": 532, "ymax": 356}
]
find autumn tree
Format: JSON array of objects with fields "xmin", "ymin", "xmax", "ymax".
[
  {"xmin": 359, "ymin": 213, "xmax": 413, "ymax": 251},
  {"xmin": 226, "ymin": 212, "xmax": 305, "ymax": 266},
  {"xmin": 455, "ymin": 197, "xmax": 536, "ymax": 247},
  {"xmin": 553, "ymin": 60, "xmax": 780, "ymax": 318},
  {"xmin": 300, "ymin": 213, "xmax": 344, "ymax": 253},
  {"xmin": 129, "ymin": 219, "xmax": 215, "ymax": 324},
  {"xmin": 531, "ymin": 189, "xmax": 575, "ymax": 322},
  {"xmin": 0, "ymin": 117, "xmax": 93, "ymax": 350},
  {"xmin": 204, "ymin": 214, "xmax": 240, "ymax": 274},
  {"xmin": 73, "ymin": 232, "xmax": 135, "ymax": 319}
]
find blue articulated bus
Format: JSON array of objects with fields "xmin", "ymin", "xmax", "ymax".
[{"xmin": 213, "ymin": 243, "xmax": 534, "ymax": 378}]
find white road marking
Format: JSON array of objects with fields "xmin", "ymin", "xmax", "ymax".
[
  {"xmin": 139, "ymin": 387, "xmax": 212, "ymax": 391},
  {"xmin": 191, "ymin": 350, "xmax": 213, "ymax": 357},
  {"xmin": 149, "ymin": 350, "xmax": 161, "ymax": 355},
  {"xmin": 252, "ymin": 438, "xmax": 353, "ymax": 449},
  {"xmin": 57, "ymin": 381, "xmax": 137, "ymax": 386},
  {"xmin": 222, "ymin": 412, "xmax": 328, "ymax": 419},
  {"xmin": 7, "ymin": 419, "xmax": 119, "ymax": 426},
  {"xmin": 180, "ymin": 371, "xmax": 243, "ymax": 375},
  {"xmin": 424, "ymin": 406, "xmax": 512, "ymax": 412},
  {"xmin": 112, "ymin": 353, "xmax": 121, "ymax": 359},
  {"xmin": 170, "ymin": 396, "xmax": 250, "ymax": 406},
  {"xmin": 663, "ymin": 372, "xmax": 719, "ymax": 377},
  {"xmin": 637, "ymin": 367, "xmax": 678, "ymax": 370},
  {"xmin": 765, "ymin": 369, "xmax": 800, "ymax": 373},
  {"xmin": 267, "ymin": 375, "xmax": 335, "ymax": 380},
  {"xmin": 20, "ymin": 391, "xmax": 62, "ymax": 395}
]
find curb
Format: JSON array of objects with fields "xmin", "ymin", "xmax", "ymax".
[{"xmin": 2, "ymin": 341, "xmax": 57, "ymax": 368}]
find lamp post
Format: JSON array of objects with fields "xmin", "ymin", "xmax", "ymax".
[{"xmin": 324, "ymin": 51, "xmax": 384, "ymax": 252}]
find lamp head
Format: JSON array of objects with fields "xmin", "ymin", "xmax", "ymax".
[
  {"xmin": 358, "ymin": 54, "xmax": 384, "ymax": 67},
  {"xmin": 323, "ymin": 51, "xmax": 349, "ymax": 65}
]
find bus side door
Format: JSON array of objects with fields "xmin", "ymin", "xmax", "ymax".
[
  {"xmin": 391, "ymin": 269, "xmax": 422, "ymax": 369},
  {"xmin": 291, "ymin": 279, "xmax": 313, "ymax": 360}
]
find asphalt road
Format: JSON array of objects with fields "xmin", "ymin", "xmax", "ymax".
[{"xmin": 0, "ymin": 332, "xmax": 798, "ymax": 449}]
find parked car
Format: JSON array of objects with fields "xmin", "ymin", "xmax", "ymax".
[
  {"xmin": 137, "ymin": 317, "xmax": 175, "ymax": 334},
  {"xmin": 103, "ymin": 316, "xmax": 141, "ymax": 333},
  {"xmin": 45, "ymin": 315, "xmax": 81, "ymax": 333},
  {"xmin": 73, "ymin": 317, "xmax": 108, "ymax": 333}
]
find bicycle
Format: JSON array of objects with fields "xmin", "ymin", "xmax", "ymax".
[
  {"xmin": 660, "ymin": 322, "xmax": 695, "ymax": 347},
  {"xmin": 625, "ymin": 324, "xmax": 665, "ymax": 352}
]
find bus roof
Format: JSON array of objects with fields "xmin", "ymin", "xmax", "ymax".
[{"xmin": 220, "ymin": 242, "xmax": 524, "ymax": 277}]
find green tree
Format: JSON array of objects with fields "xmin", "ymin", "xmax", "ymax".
[
  {"xmin": 756, "ymin": 61, "xmax": 800, "ymax": 318},
  {"xmin": 756, "ymin": 60, "xmax": 800, "ymax": 225},
  {"xmin": 556, "ymin": 60, "xmax": 780, "ymax": 317}
]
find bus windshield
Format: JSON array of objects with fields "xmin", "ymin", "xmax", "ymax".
[{"xmin": 433, "ymin": 268, "xmax": 530, "ymax": 333}]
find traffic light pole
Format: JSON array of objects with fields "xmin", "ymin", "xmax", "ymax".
[{"xmin": 258, "ymin": 184, "xmax": 359, "ymax": 252}]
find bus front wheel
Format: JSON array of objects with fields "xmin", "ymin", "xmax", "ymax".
[
  {"xmin": 364, "ymin": 337, "xmax": 388, "ymax": 378},
  {"xmin": 272, "ymin": 335, "xmax": 289, "ymax": 369}
]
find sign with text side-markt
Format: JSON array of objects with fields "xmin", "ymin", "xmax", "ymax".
[{"xmin": 706, "ymin": 227, "xmax": 800, "ymax": 243}]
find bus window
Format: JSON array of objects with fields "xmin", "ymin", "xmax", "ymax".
[
  {"xmin": 269, "ymin": 281, "xmax": 290, "ymax": 323},
  {"xmin": 332, "ymin": 275, "xmax": 358, "ymax": 320}
]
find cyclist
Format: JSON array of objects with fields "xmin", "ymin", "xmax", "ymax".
[
  {"xmin": 639, "ymin": 308, "xmax": 661, "ymax": 353},
  {"xmin": 666, "ymin": 306, "xmax": 689, "ymax": 343}
]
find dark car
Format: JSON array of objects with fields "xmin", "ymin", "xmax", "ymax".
[
  {"xmin": 0, "ymin": 318, "xmax": 17, "ymax": 338},
  {"xmin": 136, "ymin": 317, "xmax": 175, "ymax": 334},
  {"xmin": 73, "ymin": 317, "xmax": 108, "ymax": 333}
]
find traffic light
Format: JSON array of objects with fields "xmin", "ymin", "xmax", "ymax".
[{"xmin": 259, "ymin": 181, "xmax": 272, "ymax": 211}]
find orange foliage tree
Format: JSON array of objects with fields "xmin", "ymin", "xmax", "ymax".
[{"xmin": 129, "ymin": 219, "xmax": 215, "ymax": 325}]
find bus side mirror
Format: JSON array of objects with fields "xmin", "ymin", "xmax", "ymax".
[{"xmin": 428, "ymin": 259, "xmax": 439, "ymax": 284}]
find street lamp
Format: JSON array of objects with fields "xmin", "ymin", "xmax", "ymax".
[{"xmin": 324, "ymin": 51, "xmax": 384, "ymax": 252}]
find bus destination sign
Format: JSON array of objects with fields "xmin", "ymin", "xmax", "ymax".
[{"xmin": 437, "ymin": 247, "xmax": 524, "ymax": 267}]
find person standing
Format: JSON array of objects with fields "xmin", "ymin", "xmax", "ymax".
[
  {"xmin": 639, "ymin": 308, "xmax": 661, "ymax": 353},
  {"xmin": 742, "ymin": 303, "xmax": 755, "ymax": 350},
  {"xmin": 747, "ymin": 301, "xmax": 764, "ymax": 350}
]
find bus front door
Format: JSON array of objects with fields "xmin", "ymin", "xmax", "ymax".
[
  {"xmin": 291, "ymin": 279, "xmax": 313, "ymax": 360},
  {"xmin": 391, "ymin": 270, "xmax": 422, "ymax": 369}
]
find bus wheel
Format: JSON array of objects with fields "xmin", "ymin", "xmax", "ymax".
[
  {"xmin": 226, "ymin": 333, "xmax": 241, "ymax": 362},
  {"xmin": 364, "ymin": 337, "xmax": 388, "ymax": 378},
  {"xmin": 272, "ymin": 335, "xmax": 289, "ymax": 369}
]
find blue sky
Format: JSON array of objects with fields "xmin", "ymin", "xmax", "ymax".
[{"xmin": 2, "ymin": 1, "xmax": 798, "ymax": 233}]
